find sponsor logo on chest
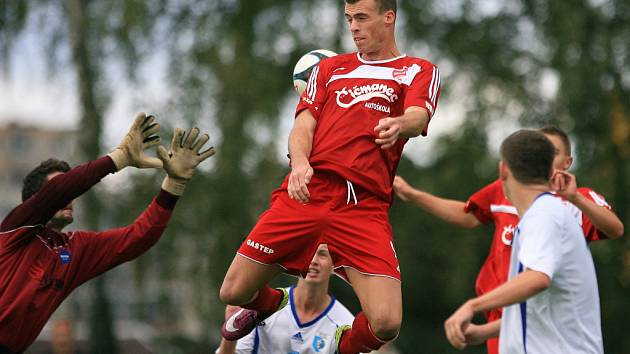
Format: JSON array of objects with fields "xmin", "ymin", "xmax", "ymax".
[
  {"xmin": 335, "ymin": 83, "xmax": 398, "ymax": 110},
  {"xmin": 328, "ymin": 64, "xmax": 417, "ymax": 113}
]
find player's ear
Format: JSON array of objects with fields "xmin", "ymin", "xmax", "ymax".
[
  {"xmin": 564, "ymin": 155, "xmax": 573, "ymax": 170},
  {"xmin": 384, "ymin": 10, "xmax": 395, "ymax": 26}
]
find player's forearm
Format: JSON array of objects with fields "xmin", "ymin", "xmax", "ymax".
[
  {"xmin": 288, "ymin": 111, "xmax": 316, "ymax": 164},
  {"xmin": 217, "ymin": 339, "xmax": 237, "ymax": 354},
  {"xmin": 114, "ymin": 190, "xmax": 178, "ymax": 261},
  {"xmin": 574, "ymin": 193, "xmax": 624, "ymax": 239},
  {"xmin": 479, "ymin": 320, "xmax": 501, "ymax": 339},
  {"xmin": 75, "ymin": 190, "xmax": 178, "ymax": 283},
  {"xmin": 394, "ymin": 108, "xmax": 430, "ymax": 138},
  {"xmin": 408, "ymin": 190, "xmax": 480, "ymax": 228},
  {"xmin": 288, "ymin": 129, "xmax": 313, "ymax": 164},
  {"xmin": 469, "ymin": 319, "xmax": 501, "ymax": 342},
  {"xmin": 0, "ymin": 156, "xmax": 117, "ymax": 231},
  {"xmin": 468, "ymin": 270, "xmax": 550, "ymax": 314}
]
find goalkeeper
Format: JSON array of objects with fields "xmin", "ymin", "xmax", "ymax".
[{"xmin": 0, "ymin": 113, "xmax": 215, "ymax": 354}]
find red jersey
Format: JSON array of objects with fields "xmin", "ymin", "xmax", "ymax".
[
  {"xmin": 0, "ymin": 156, "xmax": 178, "ymax": 353},
  {"xmin": 464, "ymin": 179, "xmax": 611, "ymax": 318},
  {"xmin": 295, "ymin": 52, "xmax": 441, "ymax": 203}
]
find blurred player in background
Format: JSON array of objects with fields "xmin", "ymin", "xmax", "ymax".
[
  {"xmin": 217, "ymin": 244, "xmax": 354, "ymax": 354},
  {"xmin": 218, "ymin": 0, "xmax": 441, "ymax": 353},
  {"xmin": 0, "ymin": 113, "xmax": 215, "ymax": 354},
  {"xmin": 394, "ymin": 126, "xmax": 623, "ymax": 353},
  {"xmin": 445, "ymin": 129, "xmax": 603, "ymax": 354}
]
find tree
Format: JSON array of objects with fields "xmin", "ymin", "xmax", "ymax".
[{"xmin": 1, "ymin": 0, "xmax": 166, "ymax": 351}]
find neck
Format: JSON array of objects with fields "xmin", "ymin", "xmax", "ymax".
[
  {"xmin": 293, "ymin": 282, "xmax": 330, "ymax": 313},
  {"xmin": 360, "ymin": 41, "xmax": 400, "ymax": 61},
  {"xmin": 508, "ymin": 182, "xmax": 550, "ymax": 217}
]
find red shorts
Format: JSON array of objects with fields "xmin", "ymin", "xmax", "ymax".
[{"xmin": 237, "ymin": 171, "xmax": 401, "ymax": 282}]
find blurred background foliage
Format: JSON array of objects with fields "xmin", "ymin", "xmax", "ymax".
[{"xmin": 1, "ymin": 0, "xmax": 629, "ymax": 353}]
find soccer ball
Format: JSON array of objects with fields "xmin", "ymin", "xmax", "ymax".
[{"xmin": 292, "ymin": 49, "xmax": 337, "ymax": 96}]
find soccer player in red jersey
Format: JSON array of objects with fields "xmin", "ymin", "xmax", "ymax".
[
  {"xmin": 393, "ymin": 126, "xmax": 623, "ymax": 354},
  {"xmin": 219, "ymin": 0, "xmax": 441, "ymax": 352},
  {"xmin": 0, "ymin": 113, "xmax": 215, "ymax": 354}
]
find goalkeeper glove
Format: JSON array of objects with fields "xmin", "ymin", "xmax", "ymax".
[
  {"xmin": 157, "ymin": 127, "xmax": 215, "ymax": 195},
  {"xmin": 108, "ymin": 112, "xmax": 163, "ymax": 170}
]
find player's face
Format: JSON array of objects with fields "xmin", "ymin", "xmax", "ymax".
[
  {"xmin": 305, "ymin": 244, "xmax": 333, "ymax": 284},
  {"xmin": 345, "ymin": 0, "xmax": 395, "ymax": 55},
  {"xmin": 543, "ymin": 133, "xmax": 573, "ymax": 171},
  {"xmin": 46, "ymin": 172, "xmax": 74, "ymax": 230}
]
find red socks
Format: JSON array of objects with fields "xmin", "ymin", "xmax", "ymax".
[
  {"xmin": 339, "ymin": 312, "xmax": 388, "ymax": 354},
  {"xmin": 241, "ymin": 285, "xmax": 283, "ymax": 316}
]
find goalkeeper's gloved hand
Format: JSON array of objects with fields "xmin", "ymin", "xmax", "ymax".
[
  {"xmin": 157, "ymin": 127, "xmax": 215, "ymax": 196},
  {"xmin": 108, "ymin": 112, "xmax": 163, "ymax": 170}
]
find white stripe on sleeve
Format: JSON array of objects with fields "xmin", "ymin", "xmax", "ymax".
[
  {"xmin": 308, "ymin": 66, "xmax": 319, "ymax": 101},
  {"xmin": 431, "ymin": 67, "xmax": 441, "ymax": 104}
]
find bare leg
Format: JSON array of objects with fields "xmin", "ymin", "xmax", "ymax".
[
  {"xmin": 345, "ymin": 267, "xmax": 403, "ymax": 340},
  {"xmin": 219, "ymin": 254, "xmax": 284, "ymax": 305}
]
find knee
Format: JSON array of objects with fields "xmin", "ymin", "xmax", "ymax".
[
  {"xmin": 368, "ymin": 311, "xmax": 402, "ymax": 340},
  {"xmin": 219, "ymin": 282, "xmax": 252, "ymax": 305}
]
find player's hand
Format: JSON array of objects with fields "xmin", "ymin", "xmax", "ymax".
[
  {"xmin": 393, "ymin": 176, "xmax": 417, "ymax": 202},
  {"xmin": 463, "ymin": 323, "xmax": 488, "ymax": 346},
  {"xmin": 288, "ymin": 159, "xmax": 313, "ymax": 203},
  {"xmin": 444, "ymin": 301, "xmax": 474, "ymax": 350},
  {"xmin": 374, "ymin": 117, "xmax": 402, "ymax": 149},
  {"xmin": 551, "ymin": 170, "xmax": 577, "ymax": 202},
  {"xmin": 157, "ymin": 127, "xmax": 215, "ymax": 196},
  {"xmin": 109, "ymin": 112, "xmax": 163, "ymax": 170}
]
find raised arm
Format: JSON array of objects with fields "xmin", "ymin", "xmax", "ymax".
[
  {"xmin": 552, "ymin": 170, "xmax": 624, "ymax": 239},
  {"xmin": 71, "ymin": 127, "xmax": 215, "ymax": 285},
  {"xmin": 393, "ymin": 176, "xmax": 481, "ymax": 229},
  {"xmin": 287, "ymin": 109, "xmax": 317, "ymax": 203},
  {"xmin": 574, "ymin": 192, "xmax": 624, "ymax": 239},
  {"xmin": 70, "ymin": 189, "xmax": 178, "ymax": 285},
  {"xmin": 0, "ymin": 112, "xmax": 161, "ymax": 232}
]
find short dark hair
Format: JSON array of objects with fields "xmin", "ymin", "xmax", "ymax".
[
  {"xmin": 22, "ymin": 159, "xmax": 71, "ymax": 201},
  {"xmin": 345, "ymin": 0, "xmax": 397, "ymax": 14},
  {"xmin": 538, "ymin": 125, "xmax": 571, "ymax": 156},
  {"xmin": 500, "ymin": 130, "xmax": 554, "ymax": 185}
]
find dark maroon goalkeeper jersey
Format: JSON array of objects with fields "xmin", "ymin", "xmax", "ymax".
[{"xmin": 0, "ymin": 156, "xmax": 178, "ymax": 354}]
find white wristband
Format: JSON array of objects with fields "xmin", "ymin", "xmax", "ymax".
[
  {"xmin": 107, "ymin": 149, "xmax": 129, "ymax": 171},
  {"xmin": 161, "ymin": 176, "xmax": 187, "ymax": 196}
]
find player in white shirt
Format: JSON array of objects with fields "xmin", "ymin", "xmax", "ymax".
[
  {"xmin": 217, "ymin": 244, "xmax": 355, "ymax": 354},
  {"xmin": 444, "ymin": 129, "xmax": 603, "ymax": 354}
]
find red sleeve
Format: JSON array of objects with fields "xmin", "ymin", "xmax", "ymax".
[
  {"xmin": 68, "ymin": 190, "xmax": 179, "ymax": 287},
  {"xmin": 295, "ymin": 59, "xmax": 330, "ymax": 121},
  {"xmin": 0, "ymin": 156, "xmax": 117, "ymax": 232},
  {"xmin": 464, "ymin": 181, "xmax": 500, "ymax": 225},
  {"xmin": 578, "ymin": 187, "xmax": 612, "ymax": 242},
  {"xmin": 404, "ymin": 63, "xmax": 441, "ymax": 136}
]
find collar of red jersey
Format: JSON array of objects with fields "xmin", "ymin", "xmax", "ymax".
[{"xmin": 356, "ymin": 52, "xmax": 407, "ymax": 64}]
